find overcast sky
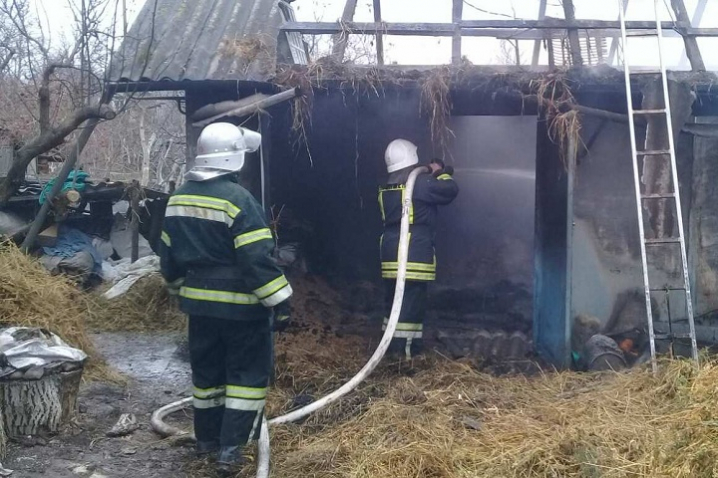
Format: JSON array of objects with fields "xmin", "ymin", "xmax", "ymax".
[{"xmin": 31, "ymin": 0, "xmax": 718, "ymax": 69}]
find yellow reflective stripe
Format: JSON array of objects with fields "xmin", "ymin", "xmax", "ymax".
[
  {"xmin": 378, "ymin": 190, "xmax": 386, "ymax": 222},
  {"xmin": 393, "ymin": 330, "xmax": 423, "ymax": 339},
  {"xmin": 260, "ymin": 283, "xmax": 293, "ymax": 307},
  {"xmin": 180, "ymin": 287, "xmax": 260, "ymax": 305},
  {"xmin": 166, "ymin": 205, "xmax": 232, "ymax": 225},
  {"xmin": 382, "ymin": 321, "xmax": 423, "ymax": 332},
  {"xmin": 253, "ymin": 275, "xmax": 289, "ymax": 300},
  {"xmin": 437, "ymin": 174, "xmax": 452, "ymax": 181},
  {"xmin": 234, "ymin": 228, "xmax": 273, "ymax": 248},
  {"xmin": 193, "ymin": 386, "xmax": 226, "ymax": 399},
  {"xmin": 226, "ymin": 397, "xmax": 266, "ymax": 411},
  {"xmin": 226, "ymin": 385, "xmax": 267, "ymax": 400},
  {"xmin": 161, "ymin": 231, "xmax": 171, "ymax": 247},
  {"xmin": 168, "ymin": 194, "xmax": 241, "ymax": 219},
  {"xmin": 382, "ymin": 270, "xmax": 436, "ymax": 281},
  {"xmin": 193, "ymin": 397, "xmax": 225, "ymax": 409},
  {"xmin": 381, "ymin": 261, "xmax": 436, "ymax": 273}
]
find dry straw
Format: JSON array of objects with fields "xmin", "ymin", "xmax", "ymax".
[
  {"xmin": 0, "ymin": 244, "xmax": 120, "ymax": 381},
  {"xmin": 88, "ymin": 274, "xmax": 185, "ymax": 333},
  {"xmin": 209, "ymin": 315, "xmax": 718, "ymax": 478}
]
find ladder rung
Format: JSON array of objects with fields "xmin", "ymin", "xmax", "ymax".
[
  {"xmin": 641, "ymin": 193, "xmax": 675, "ymax": 199},
  {"xmin": 654, "ymin": 333, "xmax": 694, "ymax": 341},
  {"xmin": 645, "ymin": 238, "xmax": 682, "ymax": 244},
  {"xmin": 630, "ymin": 69, "xmax": 662, "ymax": 75},
  {"xmin": 637, "ymin": 150, "xmax": 672, "ymax": 156},
  {"xmin": 633, "ymin": 109, "xmax": 666, "ymax": 115},
  {"xmin": 649, "ymin": 287, "xmax": 687, "ymax": 292}
]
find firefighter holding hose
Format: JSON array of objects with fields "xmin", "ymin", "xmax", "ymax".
[
  {"xmin": 159, "ymin": 122, "xmax": 291, "ymax": 474},
  {"xmin": 379, "ymin": 139, "xmax": 459, "ymax": 359}
]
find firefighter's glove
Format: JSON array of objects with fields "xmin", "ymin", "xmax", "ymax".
[
  {"xmin": 166, "ymin": 278, "xmax": 184, "ymax": 296},
  {"xmin": 272, "ymin": 300, "xmax": 291, "ymax": 333}
]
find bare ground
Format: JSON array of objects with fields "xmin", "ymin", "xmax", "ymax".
[{"xmin": 4, "ymin": 332, "xmax": 198, "ymax": 478}]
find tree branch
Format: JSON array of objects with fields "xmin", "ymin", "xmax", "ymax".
[
  {"xmin": 0, "ymin": 48, "xmax": 15, "ymax": 72},
  {"xmin": 0, "ymin": 102, "xmax": 115, "ymax": 205}
]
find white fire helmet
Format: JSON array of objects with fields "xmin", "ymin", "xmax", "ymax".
[
  {"xmin": 185, "ymin": 122, "xmax": 262, "ymax": 181},
  {"xmin": 384, "ymin": 139, "xmax": 419, "ymax": 174}
]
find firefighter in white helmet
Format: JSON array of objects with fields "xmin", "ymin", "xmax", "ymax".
[
  {"xmin": 159, "ymin": 122, "xmax": 291, "ymax": 474},
  {"xmin": 378, "ymin": 139, "xmax": 459, "ymax": 359}
]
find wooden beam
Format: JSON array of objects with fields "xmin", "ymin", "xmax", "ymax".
[
  {"xmin": 679, "ymin": 0, "xmax": 708, "ymax": 68},
  {"xmin": 562, "ymin": 0, "xmax": 583, "ymax": 66},
  {"xmin": 373, "ymin": 0, "xmax": 384, "ymax": 65},
  {"xmin": 193, "ymin": 88, "xmax": 300, "ymax": 128},
  {"xmin": 532, "ymin": 0, "xmax": 548, "ymax": 66},
  {"xmin": 280, "ymin": 21, "xmax": 718, "ymax": 37},
  {"xmin": 670, "ymin": 0, "xmax": 705, "ymax": 72},
  {"xmin": 331, "ymin": 0, "xmax": 359, "ymax": 61},
  {"xmin": 192, "ymin": 93, "xmax": 268, "ymax": 122},
  {"xmin": 452, "ymin": 0, "xmax": 463, "ymax": 65}
]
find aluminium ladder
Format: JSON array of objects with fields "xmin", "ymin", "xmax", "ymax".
[{"xmin": 616, "ymin": 0, "xmax": 698, "ymax": 373}]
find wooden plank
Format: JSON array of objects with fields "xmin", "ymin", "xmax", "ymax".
[
  {"xmin": 562, "ymin": 0, "xmax": 583, "ymax": 66},
  {"xmin": 452, "ymin": 0, "xmax": 463, "ymax": 65},
  {"xmin": 532, "ymin": 0, "xmax": 548, "ymax": 66},
  {"xmin": 280, "ymin": 21, "xmax": 718, "ymax": 37},
  {"xmin": 373, "ymin": 0, "xmax": 384, "ymax": 65},
  {"xmin": 670, "ymin": 0, "xmax": 705, "ymax": 72},
  {"xmin": 193, "ymin": 88, "xmax": 300, "ymax": 128}
]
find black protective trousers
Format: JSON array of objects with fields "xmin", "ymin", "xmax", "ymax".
[
  {"xmin": 188, "ymin": 315, "xmax": 271, "ymax": 447},
  {"xmin": 383, "ymin": 280, "xmax": 428, "ymax": 359}
]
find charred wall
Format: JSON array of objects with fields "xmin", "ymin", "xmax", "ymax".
[{"xmin": 268, "ymin": 89, "xmax": 537, "ymax": 338}]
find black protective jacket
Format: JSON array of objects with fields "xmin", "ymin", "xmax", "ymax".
[
  {"xmin": 378, "ymin": 171, "xmax": 459, "ymax": 281},
  {"xmin": 159, "ymin": 176, "xmax": 292, "ymax": 320}
]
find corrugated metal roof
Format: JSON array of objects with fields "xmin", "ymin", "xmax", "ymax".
[{"xmin": 109, "ymin": 0, "xmax": 305, "ymax": 83}]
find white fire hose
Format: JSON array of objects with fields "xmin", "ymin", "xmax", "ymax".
[{"xmin": 151, "ymin": 166, "xmax": 428, "ymax": 477}]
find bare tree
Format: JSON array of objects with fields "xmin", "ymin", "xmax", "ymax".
[{"xmin": 0, "ymin": 0, "xmax": 155, "ymax": 205}]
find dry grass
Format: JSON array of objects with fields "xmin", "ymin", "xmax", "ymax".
[
  {"xmin": 250, "ymin": 353, "xmax": 718, "ymax": 478},
  {"xmin": 530, "ymin": 73, "xmax": 585, "ymax": 171},
  {"xmin": 0, "ymin": 244, "xmax": 120, "ymax": 381},
  {"xmin": 165, "ymin": 274, "xmax": 718, "ymax": 478},
  {"xmin": 87, "ymin": 274, "xmax": 185, "ymax": 333},
  {"xmin": 421, "ymin": 67, "xmax": 455, "ymax": 158}
]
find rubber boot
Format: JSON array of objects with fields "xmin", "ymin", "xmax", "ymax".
[
  {"xmin": 195, "ymin": 440, "xmax": 219, "ymax": 456},
  {"xmin": 216, "ymin": 446, "xmax": 244, "ymax": 476}
]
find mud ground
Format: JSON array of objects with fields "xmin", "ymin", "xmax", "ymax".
[{"xmin": 4, "ymin": 333, "xmax": 201, "ymax": 478}]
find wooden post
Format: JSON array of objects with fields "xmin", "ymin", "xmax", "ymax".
[
  {"xmin": 532, "ymin": 0, "xmax": 548, "ymax": 66},
  {"xmin": 129, "ymin": 180, "xmax": 141, "ymax": 263},
  {"xmin": 373, "ymin": 0, "xmax": 384, "ymax": 65},
  {"xmin": 331, "ymin": 0, "xmax": 359, "ymax": 62},
  {"xmin": 679, "ymin": 0, "xmax": 707, "ymax": 67},
  {"xmin": 562, "ymin": 0, "xmax": 583, "ymax": 66},
  {"xmin": 670, "ymin": 0, "xmax": 706, "ymax": 72},
  {"xmin": 452, "ymin": 0, "xmax": 463, "ymax": 65}
]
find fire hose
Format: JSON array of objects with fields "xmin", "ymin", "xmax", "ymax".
[{"xmin": 151, "ymin": 166, "xmax": 429, "ymax": 477}]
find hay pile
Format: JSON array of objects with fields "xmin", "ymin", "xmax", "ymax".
[
  {"xmin": 261, "ymin": 347, "xmax": 718, "ymax": 477},
  {"xmin": 0, "ymin": 245, "xmax": 115, "ymax": 380},
  {"xmin": 88, "ymin": 274, "xmax": 185, "ymax": 333}
]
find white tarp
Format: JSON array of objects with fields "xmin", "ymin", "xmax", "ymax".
[
  {"xmin": 110, "ymin": 212, "xmax": 152, "ymax": 260},
  {"xmin": 102, "ymin": 255, "xmax": 161, "ymax": 300},
  {"xmin": 0, "ymin": 328, "xmax": 87, "ymax": 379}
]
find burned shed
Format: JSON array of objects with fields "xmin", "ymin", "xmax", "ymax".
[{"xmin": 107, "ymin": 0, "xmax": 718, "ymax": 368}]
